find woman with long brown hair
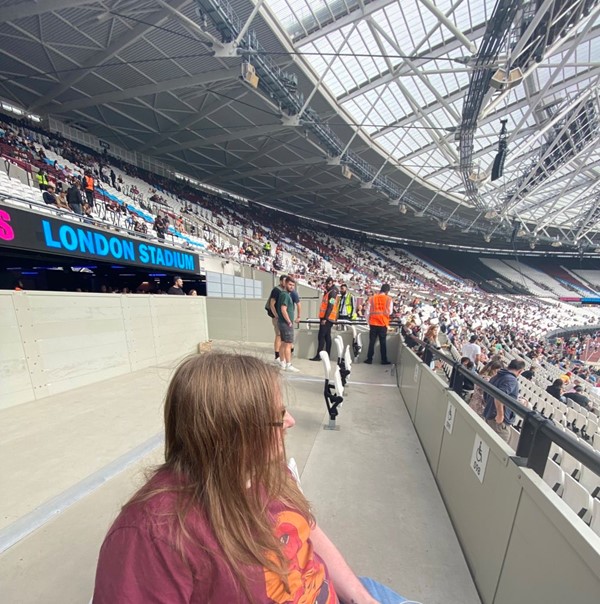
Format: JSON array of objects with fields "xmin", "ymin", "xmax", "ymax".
[
  {"xmin": 469, "ymin": 359, "xmax": 504, "ymax": 416},
  {"xmin": 93, "ymin": 353, "xmax": 406, "ymax": 604}
]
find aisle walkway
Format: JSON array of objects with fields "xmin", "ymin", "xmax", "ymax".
[{"xmin": 1, "ymin": 342, "xmax": 480, "ymax": 603}]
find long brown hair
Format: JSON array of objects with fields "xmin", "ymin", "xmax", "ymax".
[{"xmin": 130, "ymin": 353, "xmax": 313, "ymax": 596}]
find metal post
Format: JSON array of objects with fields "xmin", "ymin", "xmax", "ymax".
[{"xmin": 516, "ymin": 414, "xmax": 553, "ymax": 477}]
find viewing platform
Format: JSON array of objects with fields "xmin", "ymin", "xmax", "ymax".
[{"xmin": 1, "ymin": 339, "xmax": 479, "ymax": 604}]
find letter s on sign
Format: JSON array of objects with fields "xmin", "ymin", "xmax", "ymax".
[{"xmin": 0, "ymin": 209, "xmax": 15, "ymax": 241}]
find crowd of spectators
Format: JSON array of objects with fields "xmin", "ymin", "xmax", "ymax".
[{"xmin": 2, "ymin": 114, "xmax": 600, "ymax": 398}]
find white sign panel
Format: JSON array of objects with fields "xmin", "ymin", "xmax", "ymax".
[
  {"xmin": 444, "ymin": 402, "xmax": 455, "ymax": 434},
  {"xmin": 470, "ymin": 435, "xmax": 489, "ymax": 484}
]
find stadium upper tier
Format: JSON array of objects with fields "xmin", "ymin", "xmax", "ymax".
[
  {"xmin": 0, "ymin": 0, "xmax": 598, "ymax": 250},
  {"xmin": 2, "ymin": 114, "xmax": 600, "ymax": 331}
]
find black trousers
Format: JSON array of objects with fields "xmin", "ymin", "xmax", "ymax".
[
  {"xmin": 317, "ymin": 321, "xmax": 334, "ymax": 355},
  {"xmin": 367, "ymin": 325, "xmax": 388, "ymax": 363}
]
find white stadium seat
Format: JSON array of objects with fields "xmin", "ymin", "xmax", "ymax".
[
  {"xmin": 543, "ymin": 460, "xmax": 565, "ymax": 496},
  {"xmin": 562, "ymin": 474, "xmax": 594, "ymax": 523}
]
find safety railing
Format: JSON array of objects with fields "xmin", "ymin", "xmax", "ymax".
[{"xmin": 417, "ymin": 338, "xmax": 600, "ymax": 479}]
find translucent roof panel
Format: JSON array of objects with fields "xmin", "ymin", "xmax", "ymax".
[{"xmin": 265, "ymin": 0, "xmax": 600, "ymax": 238}]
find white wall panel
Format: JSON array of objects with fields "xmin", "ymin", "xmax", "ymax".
[
  {"xmin": 15, "ymin": 293, "xmax": 130, "ymax": 398},
  {"xmin": 0, "ymin": 292, "xmax": 209, "ymax": 408},
  {"xmin": 0, "ymin": 293, "xmax": 35, "ymax": 409},
  {"xmin": 120, "ymin": 295, "xmax": 157, "ymax": 371},
  {"xmin": 150, "ymin": 296, "xmax": 208, "ymax": 364}
]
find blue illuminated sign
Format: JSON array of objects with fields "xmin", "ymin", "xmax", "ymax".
[{"xmin": 0, "ymin": 204, "xmax": 200, "ymax": 275}]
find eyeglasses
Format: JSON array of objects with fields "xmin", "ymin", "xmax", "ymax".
[{"xmin": 269, "ymin": 407, "xmax": 287, "ymax": 427}]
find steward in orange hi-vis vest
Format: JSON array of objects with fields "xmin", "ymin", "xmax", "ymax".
[
  {"xmin": 319, "ymin": 288, "xmax": 340, "ymax": 322},
  {"xmin": 367, "ymin": 293, "xmax": 393, "ymax": 328},
  {"xmin": 310, "ymin": 277, "xmax": 339, "ymax": 360},
  {"xmin": 365, "ymin": 284, "xmax": 393, "ymax": 365}
]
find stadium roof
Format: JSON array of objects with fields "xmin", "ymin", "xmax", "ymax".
[{"xmin": 0, "ymin": 0, "xmax": 599, "ymax": 251}]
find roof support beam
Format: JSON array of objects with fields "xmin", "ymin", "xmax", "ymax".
[
  {"xmin": 256, "ymin": 177, "xmax": 353, "ymax": 201},
  {"xmin": 338, "ymin": 22, "xmax": 488, "ymax": 103},
  {"xmin": 203, "ymin": 136, "xmax": 304, "ymax": 183},
  {"xmin": 481, "ymin": 21, "xmax": 600, "ymax": 121},
  {"xmin": 293, "ymin": 0, "xmax": 397, "ymax": 47},
  {"xmin": 227, "ymin": 156, "xmax": 325, "ymax": 182},
  {"xmin": 0, "ymin": 0, "xmax": 95, "ymax": 24},
  {"xmin": 29, "ymin": 0, "xmax": 189, "ymax": 112},
  {"xmin": 48, "ymin": 68, "xmax": 240, "ymax": 113},
  {"xmin": 158, "ymin": 123, "xmax": 295, "ymax": 154},
  {"xmin": 416, "ymin": 0, "xmax": 477, "ymax": 53},
  {"xmin": 144, "ymin": 91, "xmax": 247, "ymax": 150}
]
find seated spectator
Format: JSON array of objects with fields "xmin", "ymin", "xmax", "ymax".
[
  {"xmin": 93, "ymin": 353, "xmax": 406, "ymax": 603},
  {"xmin": 521, "ymin": 367, "xmax": 535, "ymax": 381},
  {"xmin": 56, "ymin": 189, "xmax": 71, "ymax": 211},
  {"xmin": 564, "ymin": 385, "xmax": 590, "ymax": 408},
  {"xmin": 422, "ymin": 324, "xmax": 440, "ymax": 368},
  {"xmin": 449, "ymin": 357, "xmax": 471, "ymax": 396},
  {"xmin": 546, "ymin": 379, "xmax": 565, "ymax": 403},
  {"xmin": 469, "ymin": 359, "xmax": 504, "ymax": 416},
  {"xmin": 153, "ymin": 214, "xmax": 167, "ymax": 240},
  {"xmin": 42, "ymin": 184, "xmax": 58, "ymax": 206}
]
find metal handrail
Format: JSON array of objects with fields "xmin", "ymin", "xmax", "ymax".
[{"xmin": 417, "ymin": 339, "xmax": 600, "ymax": 478}]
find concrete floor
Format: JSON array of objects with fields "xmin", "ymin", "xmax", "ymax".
[{"xmin": 0, "ymin": 341, "xmax": 480, "ymax": 604}]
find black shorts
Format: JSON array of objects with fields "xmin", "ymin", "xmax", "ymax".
[{"xmin": 278, "ymin": 321, "xmax": 294, "ymax": 344}]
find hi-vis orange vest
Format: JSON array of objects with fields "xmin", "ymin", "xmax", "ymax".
[
  {"xmin": 368, "ymin": 293, "xmax": 392, "ymax": 327},
  {"xmin": 319, "ymin": 288, "xmax": 339, "ymax": 322},
  {"xmin": 84, "ymin": 175, "xmax": 94, "ymax": 191}
]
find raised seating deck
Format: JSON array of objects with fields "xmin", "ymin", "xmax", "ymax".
[{"xmin": 0, "ymin": 340, "xmax": 480, "ymax": 604}]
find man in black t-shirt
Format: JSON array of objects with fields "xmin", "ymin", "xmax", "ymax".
[{"xmin": 167, "ymin": 276, "xmax": 185, "ymax": 295}]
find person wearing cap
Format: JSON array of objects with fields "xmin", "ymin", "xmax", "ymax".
[{"xmin": 310, "ymin": 277, "xmax": 339, "ymax": 360}]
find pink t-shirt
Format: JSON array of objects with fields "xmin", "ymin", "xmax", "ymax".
[{"xmin": 93, "ymin": 471, "xmax": 337, "ymax": 604}]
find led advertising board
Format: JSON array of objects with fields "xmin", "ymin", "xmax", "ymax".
[{"xmin": 0, "ymin": 204, "xmax": 200, "ymax": 275}]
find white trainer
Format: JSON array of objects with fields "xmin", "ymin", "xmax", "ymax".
[{"xmin": 285, "ymin": 364, "xmax": 300, "ymax": 373}]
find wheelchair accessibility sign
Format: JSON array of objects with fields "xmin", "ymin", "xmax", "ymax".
[
  {"xmin": 444, "ymin": 402, "xmax": 455, "ymax": 434},
  {"xmin": 470, "ymin": 435, "xmax": 489, "ymax": 484}
]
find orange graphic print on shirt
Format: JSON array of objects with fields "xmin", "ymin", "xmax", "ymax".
[{"xmin": 264, "ymin": 510, "xmax": 336, "ymax": 604}]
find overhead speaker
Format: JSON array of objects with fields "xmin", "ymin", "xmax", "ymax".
[
  {"xmin": 490, "ymin": 67, "xmax": 524, "ymax": 91},
  {"xmin": 491, "ymin": 147, "xmax": 507, "ymax": 181}
]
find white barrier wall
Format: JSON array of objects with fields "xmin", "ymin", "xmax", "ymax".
[
  {"xmin": 397, "ymin": 342, "xmax": 600, "ymax": 604},
  {"xmin": 0, "ymin": 291, "xmax": 208, "ymax": 409}
]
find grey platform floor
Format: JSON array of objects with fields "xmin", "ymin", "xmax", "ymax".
[{"xmin": 1, "ymin": 341, "xmax": 480, "ymax": 604}]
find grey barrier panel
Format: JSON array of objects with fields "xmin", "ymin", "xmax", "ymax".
[
  {"xmin": 435, "ymin": 399, "xmax": 521, "ymax": 604},
  {"xmin": 206, "ymin": 298, "xmax": 245, "ymax": 341},
  {"xmin": 412, "ymin": 367, "xmax": 449, "ymax": 472},
  {"xmin": 494, "ymin": 470, "xmax": 600, "ymax": 604},
  {"xmin": 399, "ymin": 340, "xmax": 600, "ymax": 604},
  {"xmin": 295, "ymin": 328, "xmax": 318, "ymax": 359},
  {"xmin": 1, "ymin": 291, "xmax": 208, "ymax": 407},
  {"xmin": 399, "ymin": 345, "xmax": 422, "ymax": 421},
  {"xmin": 245, "ymin": 299, "xmax": 274, "ymax": 343}
]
